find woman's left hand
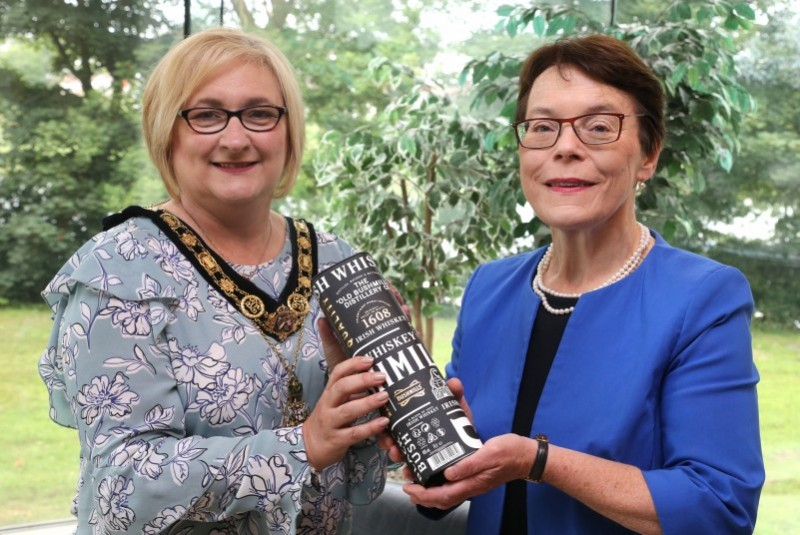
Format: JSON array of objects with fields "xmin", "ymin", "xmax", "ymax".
[
  {"xmin": 303, "ymin": 318, "xmax": 390, "ymax": 470},
  {"xmin": 402, "ymin": 433, "xmax": 536, "ymax": 509}
]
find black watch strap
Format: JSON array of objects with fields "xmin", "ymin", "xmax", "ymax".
[{"xmin": 524, "ymin": 434, "xmax": 549, "ymax": 483}]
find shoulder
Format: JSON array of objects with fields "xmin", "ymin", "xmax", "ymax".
[
  {"xmin": 465, "ymin": 248, "xmax": 545, "ymax": 292},
  {"xmin": 647, "ymin": 236, "xmax": 750, "ymax": 295},
  {"xmin": 302, "ymin": 220, "xmax": 357, "ymax": 271},
  {"xmin": 643, "ymin": 235, "xmax": 753, "ymax": 349},
  {"xmin": 42, "ymin": 214, "xmax": 192, "ymax": 308}
]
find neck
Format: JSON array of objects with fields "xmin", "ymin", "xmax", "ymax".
[
  {"xmin": 543, "ymin": 220, "xmax": 650, "ymax": 295},
  {"xmin": 163, "ymin": 198, "xmax": 281, "ymax": 265}
]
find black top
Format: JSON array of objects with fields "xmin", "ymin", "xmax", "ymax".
[{"xmin": 500, "ymin": 291, "xmax": 578, "ymax": 534}]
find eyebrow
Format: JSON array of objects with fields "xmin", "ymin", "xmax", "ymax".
[
  {"xmin": 190, "ymin": 97, "xmax": 282, "ymax": 108},
  {"xmin": 525, "ymin": 103, "xmax": 622, "ymax": 117}
]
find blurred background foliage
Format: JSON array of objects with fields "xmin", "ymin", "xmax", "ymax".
[{"xmin": 0, "ymin": 0, "xmax": 797, "ymax": 331}]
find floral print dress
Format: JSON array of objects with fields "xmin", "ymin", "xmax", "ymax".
[{"xmin": 39, "ymin": 212, "xmax": 386, "ymax": 534}]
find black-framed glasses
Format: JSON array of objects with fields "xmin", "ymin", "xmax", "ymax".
[
  {"xmin": 177, "ymin": 104, "xmax": 287, "ymax": 134},
  {"xmin": 511, "ymin": 113, "xmax": 646, "ymax": 149}
]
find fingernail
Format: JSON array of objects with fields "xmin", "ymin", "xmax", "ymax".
[
  {"xmin": 360, "ymin": 356, "xmax": 374, "ymax": 364},
  {"xmin": 379, "ymin": 417, "xmax": 390, "ymax": 427},
  {"xmin": 372, "ymin": 372, "xmax": 386, "ymax": 382},
  {"xmin": 377, "ymin": 391, "xmax": 389, "ymax": 401}
]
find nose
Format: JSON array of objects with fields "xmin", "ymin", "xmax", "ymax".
[
  {"xmin": 218, "ymin": 116, "xmax": 251, "ymax": 151},
  {"xmin": 552, "ymin": 122, "xmax": 584, "ymax": 155}
]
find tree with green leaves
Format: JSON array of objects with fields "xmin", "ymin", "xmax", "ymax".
[
  {"xmin": 316, "ymin": 59, "xmax": 517, "ymax": 347},
  {"xmin": 315, "ymin": 0, "xmax": 759, "ymax": 340},
  {"xmin": 0, "ymin": 1, "xmax": 171, "ymax": 301},
  {"xmin": 185, "ymin": 0, "xmax": 452, "ymax": 217},
  {"xmin": 680, "ymin": 1, "xmax": 800, "ymax": 326},
  {"xmin": 466, "ymin": 1, "xmax": 757, "ymax": 238}
]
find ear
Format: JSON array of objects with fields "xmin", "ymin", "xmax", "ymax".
[{"xmin": 638, "ymin": 143, "xmax": 661, "ymax": 182}]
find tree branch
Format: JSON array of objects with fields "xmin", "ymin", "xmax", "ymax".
[{"xmin": 230, "ymin": 0, "xmax": 256, "ymax": 30}]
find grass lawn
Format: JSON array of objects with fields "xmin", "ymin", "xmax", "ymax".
[
  {"xmin": 0, "ymin": 306, "xmax": 80, "ymax": 525},
  {"xmin": 0, "ymin": 307, "xmax": 797, "ymax": 532}
]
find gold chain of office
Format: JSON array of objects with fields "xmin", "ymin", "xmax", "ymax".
[{"xmin": 159, "ymin": 211, "xmax": 313, "ymax": 341}]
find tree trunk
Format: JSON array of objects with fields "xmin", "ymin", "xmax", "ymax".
[
  {"xmin": 424, "ymin": 316, "xmax": 434, "ymax": 355},
  {"xmin": 230, "ymin": 0, "xmax": 256, "ymax": 30},
  {"xmin": 422, "ymin": 153, "xmax": 438, "ymax": 353},
  {"xmin": 183, "ymin": 0, "xmax": 191, "ymax": 38},
  {"xmin": 270, "ymin": 0, "xmax": 291, "ymax": 29},
  {"xmin": 413, "ymin": 296, "xmax": 424, "ymax": 342}
]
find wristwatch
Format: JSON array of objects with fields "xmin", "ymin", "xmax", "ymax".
[{"xmin": 524, "ymin": 434, "xmax": 549, "ymax": 483}]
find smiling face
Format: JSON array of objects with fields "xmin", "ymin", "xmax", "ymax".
[
  {"xmin": 171, "ymin": 61, "xmax": 288, "ymax": 212},
  {"xmin": 520, "ymin": 66, "xmax": 659, "ymax": 233}
]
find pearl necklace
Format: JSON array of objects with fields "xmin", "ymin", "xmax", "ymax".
[{"xmin": 532, "ymin": 223, "xmax": 651, "ymax": 315}]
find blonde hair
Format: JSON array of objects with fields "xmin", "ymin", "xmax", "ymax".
[{"xmin": 142, "ymin": 27, "xmax": 305, "ymax": 199}]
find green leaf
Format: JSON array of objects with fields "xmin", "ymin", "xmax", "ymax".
[
  {"xmin": 485, "ymin": 131, "xmax": 497, "ymax": 152},
  {"xmin": 546, "ymin": 17, "xmax": 563, "ymax": 36},
  {"xmin": 399, "ymin": 133, "xmax": 416, "ymax": 157},
  {"xmin": 733, "ymin": 3, "xmax": 756, "ymax": 20},
  {"xmin": 718, "ymin": 148, "xmax": 733, "ymax": 172},
  {"xmin": 458, "ymin": 68, "xmax": 470, "ymax": 87},
  {"xmin": 500, "ymin": 101, "xmax": 517, "ymax": 121},
  {"xmin": 507, "ymin": 17, "xmax": 518, "ymax": 38},
  {"xmin": 687, "ymin": 66, "xmax": 701, "ymax": 89},
  {"xmin": 533, "ymin": 15, "xmax": 546, "ymax": 36},
  {"xmin": 562, "ymin": 15, "xmax": 577, "ymax": 34},
  {"xmin": 723, "ymin": 14, "xmax": 740, "ymax": 30},
  {"xmin": 671, "ymin": 63, "xmax": 689, "ymax": 85},
  {"xmin": 675, "ymin": 2, "xmax": 692, "ymax": 21},
  {"xmin": 450, "ymin": 150, "xmax": 468, "ymax": 167},
  {"xmin": 662, "ymin": 220, "xmax": 677, "ymax": 241},
  {"xmin": 497, "ymin": 5, "xmax": 515, "ymax": 17}
]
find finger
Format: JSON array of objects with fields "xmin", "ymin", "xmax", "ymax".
[
  {"xmin": 337, "ymin": 390, "xmax": 390, "ymax": 424},
  {"xmin": 320, "ymin": 389, "xmax": 389, "ymax": 433},
  {"xmin": 442, "ymin": 453, "xmax": 480, "ymax": 482},
  {"xmin": 402, "ymin": 463, "xmax": 415, "ymax": 481},
  {"xmin": 326, "ymin": 369, "xmax": 386, "ymax": 407},
  {"xmin": 326, "ymin": 355, "xmax": 376, "ymax": 384},
  {"xmin": 389, "ymin": 444, "xmax": 405, "ymax": 464},
  {"xmin": 377, "ymin": 430, "xmax": 395, "ymax": 451},
  {"xmin": 336, "ymin": 415, "xmax": 390, "ymax": 447},
  {"xmin": 387, "ymin": 281, "xmax": 405, "ymax": 305},
  {"xmin": 318, "ymin": 317, "xmax": 349, "ymax": 369},
  {"xmin": 446, "ymin": 377, "xmax": 464, "ymax": 398},
  {"xmin": 403, "ymin": 481, "xmax": 465, "ymax": 509},
  {"xmin": 446, "ymin": 377, "xmax": 473, "ymax": 421}
]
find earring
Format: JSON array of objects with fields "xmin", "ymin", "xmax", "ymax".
[{"xmin": 635, "ymin": 180, "xmax": 647, "ymax": 193}]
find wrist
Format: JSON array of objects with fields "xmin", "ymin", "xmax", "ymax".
[{"xmin": 524, "ymin": 434, "xmax": 549, "ymax": 484}]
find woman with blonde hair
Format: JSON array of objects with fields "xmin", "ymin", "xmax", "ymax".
[{"xmin": 40, "ymin": 27, "xmax": 388, "ymax": 533}]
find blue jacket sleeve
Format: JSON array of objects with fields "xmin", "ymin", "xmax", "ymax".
[{"xmin": 644, "ymin": 266, "xmax": 764, "ymax": 534}]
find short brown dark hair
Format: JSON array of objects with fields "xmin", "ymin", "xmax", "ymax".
[{"xmin": 516, "ymin": 34, "xmax": 665, "ymax": 157}]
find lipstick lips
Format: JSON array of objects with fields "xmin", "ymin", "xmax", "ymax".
[{"xmin": 545, "ymin": 178, "xmax": 595, "ymax": 189}]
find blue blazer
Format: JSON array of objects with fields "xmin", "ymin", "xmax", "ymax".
[{"xmin": 447, "ymin": 231, "xmax": 764, "ymax": 535}]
